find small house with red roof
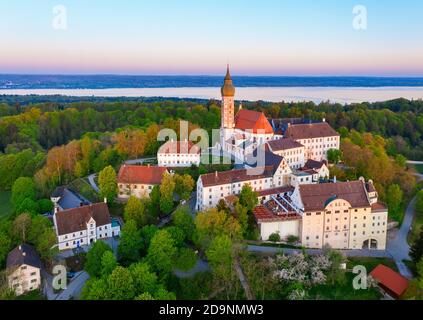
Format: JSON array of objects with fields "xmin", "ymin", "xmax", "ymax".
[
  {"xmin": 370, "ymin": 264, "xmax": 409, "ymax": 299},
  {"xmin": 117, "ymin": 164, "xmax": 168, "ymax": 200}
]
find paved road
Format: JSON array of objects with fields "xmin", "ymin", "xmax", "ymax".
[
  {"xmin": 407, "ymin": 161, "xmax": 423, "ymax": 165},
  {"xmin": 173, "ymin": 259, "xmax": 210, "ymax": 278},
  {"xmin": 125, "ymin": 157, "xmax": 157, "ymax": 165},
  {"xmin": 87, "ymin": 174, "xmax": 99, "ymax": 193},
  {"xmin": 55, "ymin": 271, "xmax": 90, "ymax": 300}
]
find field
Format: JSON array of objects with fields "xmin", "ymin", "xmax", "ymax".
[{"xmin": 0, "ymin": 191, "xmax": 13, "ymax": 221}]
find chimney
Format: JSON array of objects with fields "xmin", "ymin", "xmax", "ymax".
[
  {"xmin": 19, "ymin": 245, "xmax": 22, "ymax": 251},
  {"xmin": 104, "ymin": 197, "xmax": 108, "ymax": 204},
  {"xmin": 334, "ymin": 176, "xmax": 337, "ymax": 183},
  {"xmin": 148, "ymin": 164, "xmax": 150, "ymax": 168},
  {"xmin": 215, "ymin": 171, "xmax": 218, "ymax": 178},
  {"xmin": 22, "ymin": 252, "xmax": 26, "ymax": 257},
  {"xmin": 323, "ymin": 118, "xmax": 326, "ymax": 122}
]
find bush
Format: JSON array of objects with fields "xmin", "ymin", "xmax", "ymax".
[
  {"xmin": 174, "ymin": 248, "xmax": 197, "ymax": 271},
  {"xmin": 268, "ymin": 233, "xmax": 281, "ymax": 243},
  {"xmin": 287, "ymin": 235, "xmax": 299, "ymax": 244}
]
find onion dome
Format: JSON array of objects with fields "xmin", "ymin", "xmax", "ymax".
[{"xmin": 221, "ymin": 65, "xmax": 235, "ymax": 97}]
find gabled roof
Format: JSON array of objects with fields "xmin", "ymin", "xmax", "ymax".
[
  {"xmin": 298, "ymin": 180, "xmax": 370, "ymax": 211},
  {"xmin": 200, "ymin": 166, "xmax": 276, "ymax": 188},
  {"xmin": 7, "ymin": 244, "xmax": 42, "ymax": 270},
  {"xmin": 235, "ymin": 110, "xmax": 274, "ymax": 134},
  {"xmin": 55, "ymin": 203, "xmax": 111, "ymax": 236},
  {"xmin": 303, "ymin": 159, "xmax": 327, "ymax": 171},
  {"xmin": 253, "ymin": 206, "xmax": 301, "ymax": 223},
  {"xmin": 117, "ymin": 165, "xmax": 168, "ymax": 185},
  {"xmin": 284, "ymin": 122, "xmax": 339, "ymax": 140},
  {"xmin": 158, "ymin": 140, "xmax": 200, "ymax": 155},
  {"xmin": 370, "ymin": 264, "xmax": 409, "ymax": 298},
  {"xmin": 268, "ymin": 138, "xmax": 304, "ymax": 152}
]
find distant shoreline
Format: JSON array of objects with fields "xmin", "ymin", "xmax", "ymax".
[{"xmin": 1, "ymin": 86, "xmax": 423, "ymax": 104}]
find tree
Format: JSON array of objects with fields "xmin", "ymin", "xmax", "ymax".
[
  {"xmin": 124, "ymin": 196, "xmax": 148, "ymax": 228},
  {"xmin": 140, "ymin": 225, "xmax": 159, "ymax": 254},
  {"xmin": 147, "ymin": 230, "xmax": 177, "ymax": 275},
  {"xmin": 234, "ymin": 203, "xmax": 249, "ymax": 236},
  {"xmin": 81, "ymin": 278, "xmax": 109, "ymax": 300},
  {"xmin": 159, "ymin": 172, "xmax": 175, "ymax": 214},
  {"xmin": 85, "ymin": 241, "xmax": 113, "ymax": 278},
  {"xmin": 206, "ymin": 235, "xmax": 234, "ymax": 270},
  {"xmin": 148, "ymin": 185, "xmax": 161, "ymax": 219},
  {"xmin": 101, "ymin": 251, "xmax": 118, "ymax": 277},
  {"xmin": 217, "ymin": 199, "xmax": 230, "ymax": 214},
  {"xmin": 386, "ymin": 184, "xmax": 403, "ymax": 220},
  {"xmin": 0, "ymin": 233, "xmax": 12, "ymax": 268},
  {"xmin": 129, "ymin": 262, "xmax": 158, "ymax": 295},
  {"xmin": 98, "ymin": 166, "xmax": 117, "ymax": 204},
  {"xmin": 172, "ymin": 206, "xmax": 195, "ymax": 241},
  {"xmin": 117, "ymin": 220, "xmax": 142, "ymax": 266},
  {"xmin": 12, "ymin": 213, "xmax": 32, "ymax": 243},
  {"xmin": 194, "ymin": 208, "xmax": 242, "ymax": 249},
  {"xmin": 327, "ymin": 149, "xmax": 342, "ymax": 164},
  {"xmin": 239, "ymin": 185, "xmax": 258, "ymax": 213},
  {"xmin": 11, "ymin": 177, "xmax": 36, "ymax": 210},
  {"xmin": 108, "ymin": 267, "xmax": 136, "ymax": 300},
  {"xmin": 165, "ymin": 226, "xmax": 185, "ymax": 247},
  {"xmin": 410, "ymin": 227, "xmax": 423, "ymax": 264},
  {"xmin": 15, "ymin": 198, "xmax": 39, "ymax": 216},
  {"xmin": 416, "ymin": 191, "xmax": 423, "ymax": 215},
  {"xmin": 174, "ymin": 174, "xmax": 195, "ymax": 200}
]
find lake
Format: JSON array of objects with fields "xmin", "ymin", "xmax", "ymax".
[{"xmin": 1, "ymin": 86, "xmax": 423, "ymax": 104}]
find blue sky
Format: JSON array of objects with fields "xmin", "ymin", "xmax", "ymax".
[{"xmin": 1, "ymin": 0, "xmax": 423, "ymax": 75}]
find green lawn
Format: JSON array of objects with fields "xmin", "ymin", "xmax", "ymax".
[
  {"xmin": 413, "ymin": 164, "xmax": 423, "ymax": 174},
  {"xmin": 0, "ymin": 191, "xmax": 13, "ymax": 221}
]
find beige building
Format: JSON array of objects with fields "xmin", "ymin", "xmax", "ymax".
[
  {"xmin": 158, "ymin": 140, "xmax": 201, "ymax": 167},
  {"xmin": 292, "ymin": 178, "xmax": 387, "ymax": 250},
  {"xmin": 7, "ymin": 244, "xmax": 42, "ymax": 296},
  {"xmin": 117, "ymin": 165, "xmax": 168, "ymax": 200},
  {"xmin": 254, "ymin": 179, "xmax": 387, "ymax": 251}
]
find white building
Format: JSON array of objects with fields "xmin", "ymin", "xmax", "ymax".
[
  {"xmin": 53, "ymin": 202, "xmax": 120, "ymax": 251},
  {"xmin": 196, "ymin": 152, "xmax": 292, "ymax": 211},
  {"xmin": 217, "ymin": 66, "xmax": 339, "ymax": 164},
  {"xmin": 117, "ymin": 165, "xmax": 168, "ymax": 200},
  {"xmin": 284, "ymin": 121, "xmax": 340, "ymax": 162},
  {"xmin": 267, "ymin": 138, "xmax": 305, "ymax": 169},
  {"xmin": 6, "ymin": 244, "xmax": 42, "ymax": 296},
  {"xmin": 219, "ymin": 66, "xmax": 282, "ymax": 162},
  {"xmin": 158, "ymin": 140, "xmax": 201, "ymax": 167},
  {"xmin": 254, "ymin": 178, "xmax": 388, "ymax": 250}
]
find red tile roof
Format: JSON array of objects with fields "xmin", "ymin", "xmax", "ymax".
[
  {"xmin": 117, "ymin": 165, "xmax": 168, "ymax": 185},
  {"xmin": 253, "ymin": 205, "xmax": 301, "ymax": 223},
  {"xmin": 55, "ymin": 203, "xmax": 111, "ymax": 236},
  {"xmin": 303, "ymin": 159, "xmax": 327, "ymax": 171},
  {"xmin": 200, "ymin": 166, "xmax": 276, "ymax": 187},
  {"xmin": 298, "ymin": 180, "xmax": 370, "ymax": 211},
  {"xmin": 268, "ymin": 138, "xmax": 304, "ymax": 152},
  {"xmin": 285, "ymin": 122, "xmax": 339, "ymax": 140},
  {"xmin": 370, "ymin": 264, "xmax": 409, "ymax": 298},
  {"xmin": 235, "ymin": 110, "xmax": 274, "ymax": 134},
  {"xmin": 258, "ymin": 186, "xmax": 294, "ymax": 197},
  {"xmin": 158, "ymin": 140, "xmax": 200, "ymax": 155},
  {"xmin": 371, "ymin": 202, "xmax": 388, "ymax": 212}
]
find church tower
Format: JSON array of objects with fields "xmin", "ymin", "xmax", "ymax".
[{"xmin": 221, "ymin": 65, "xmax": 235, "ymax": 129}]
